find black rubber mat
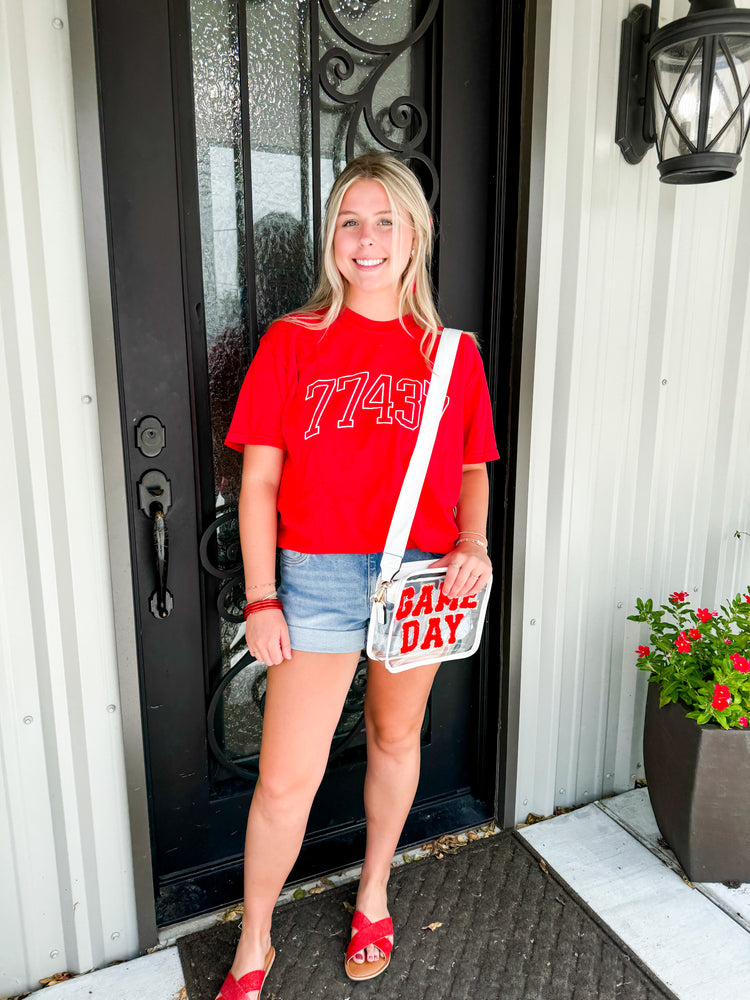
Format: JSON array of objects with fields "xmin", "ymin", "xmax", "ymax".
[{"xmin": 178, "ymin": 831, "xmax": 676, "ymax": 1000}]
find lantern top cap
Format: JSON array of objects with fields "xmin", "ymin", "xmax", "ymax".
[
  {"xmin": 650, "ymin": 0, "xmax": 750, "ymax": 51},
  {"xmin": 687, "ymin": 1, "xmax": 737, "ymax": 14}
]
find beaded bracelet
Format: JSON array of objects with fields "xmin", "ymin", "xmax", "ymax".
[
  {"xmin": 245, "ymin": 581, "xmax": 276, "ymax": 592},
  {"xmin": 243, "ymin": 598, "xmax": 283, "ymax": 620},
  {"xmin": 455, "ymin": 537, "xmax": 487, "ymax": 549}
]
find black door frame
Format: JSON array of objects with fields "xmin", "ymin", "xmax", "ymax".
[{"xmin": 91, "ymin": 0, "xmax": 528, "ymax": 924}]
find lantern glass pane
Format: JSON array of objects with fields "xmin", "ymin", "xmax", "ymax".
[
  {"xmin": 654, "ymin": 40, "xmax": 702, "ymax": 159},
  {"xmin": 706, "ymin": 39, "xmax": 745, "ymax": 151},
  {"xmin": 707, "ymin": 34, "xmax": 750, "ymax": 153}
]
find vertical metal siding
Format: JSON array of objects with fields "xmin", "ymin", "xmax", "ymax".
[
  {"xmin": 513, "ymin": 0, "xmax": 750, "ymax": 820},
  {"xmin": 0, "ymin": 2, "xmax": 137, "ymax": 993}
]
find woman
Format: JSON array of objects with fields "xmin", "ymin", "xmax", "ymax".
[{"xmin": 218, "ymin": 151, "xmax": 498, "ymax": 1000}]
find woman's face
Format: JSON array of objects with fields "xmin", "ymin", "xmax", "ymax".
[{"xmin": 332, "ymin": 178, "xmax": 413, "ymax": 307}]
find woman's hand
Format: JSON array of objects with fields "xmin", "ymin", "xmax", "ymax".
[
  {"xmin": 245, "ymin": 609, "xmax": 292, "ymax": 666},
  {"xmin": 429, "ymin": 541, "xmax": 492, "ymax": 599}
]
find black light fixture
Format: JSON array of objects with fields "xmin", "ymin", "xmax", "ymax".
[{"xmin": 616, "ymin": 0, "xmax": 750, "ymax": 183}]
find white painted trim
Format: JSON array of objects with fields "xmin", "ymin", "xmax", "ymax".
[{"xmin": 505, "ymin": 0, "xmax": 552, "ymax": 827}]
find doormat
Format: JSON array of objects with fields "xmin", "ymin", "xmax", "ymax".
[{"xmin": 177, "ymin": 831, "xmax": 676, "ymax": 1000}]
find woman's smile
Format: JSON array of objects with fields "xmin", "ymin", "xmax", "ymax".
[{"xmin": 333, "ymin": 177, "xmax": 413, "ymax": 317}]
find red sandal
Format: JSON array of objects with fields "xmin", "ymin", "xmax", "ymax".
[
  {"xmin": 215, "ymin": 945, "xmax": 275, "ymax": 1000},
  {"xmin": 345, "ymin": 911, "xmax": 393, "ymax": 981}
]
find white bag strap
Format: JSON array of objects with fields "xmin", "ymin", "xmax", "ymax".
[{"xmin": 379, "ymin": 328, "xmax": 462, "ymax": 583}]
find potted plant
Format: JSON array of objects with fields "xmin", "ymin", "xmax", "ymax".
[{"xmin": 629, "ymin": 589, "xmax": 750, "ymax": 883}]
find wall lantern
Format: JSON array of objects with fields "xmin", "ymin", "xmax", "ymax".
[{"xmin": 616, "ymin": 0, "xmax": 750, "ymax": 183}]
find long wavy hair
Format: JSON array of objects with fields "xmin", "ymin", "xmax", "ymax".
[{"xmin": 290, "ymin": 152, "xmax": 445, "ymax": 362}]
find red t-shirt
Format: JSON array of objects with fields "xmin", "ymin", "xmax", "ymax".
[{"xmin": 225, "ymin": 308, "xmax": 499, "ymax": 553}]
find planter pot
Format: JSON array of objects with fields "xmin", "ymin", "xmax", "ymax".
[{"xmin": 643, "ymin": 682, "xmax": 750, "ymax": 883}]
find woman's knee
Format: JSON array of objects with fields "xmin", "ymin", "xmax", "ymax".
[
  {"xmin": 366, "ymin": 716, "xmax": 423, "ymax": 758},
  {"xmin": 255, "ymin": 761, "xmax": 325, "ymax": 813}
]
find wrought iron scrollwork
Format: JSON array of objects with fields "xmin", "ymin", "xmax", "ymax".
[
  {"xmin": 200, "ymin": 508, "xmax": 370, "ymax": 780},
  {"xmin": 317, "ymin": 0, "xmax": 440, "ymax": 205}
]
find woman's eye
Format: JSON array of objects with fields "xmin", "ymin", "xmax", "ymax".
[
  {"xmin": 342, "ymin": 219, "xmax": 358, "ymax": 227},
  {"xmin": 379, "ymin": 218, "xmax": 393, "ymax": 226}
]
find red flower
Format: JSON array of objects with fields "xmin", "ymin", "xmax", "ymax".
[
  {"xmin": 745, "ymin": 595, "xmax": 750, "ymax": 604},
  {"xmin": 696, "ymin": 608, "xmax": 717, "ymax": 622},
  {"xmin": 674, "ymin": 632, "xmax": 692, "ymax": 653},
  {"xmin": 739, "ymin": 717, "xmax": 749, "ymax": 728},
  {"xmin": 712, "ymin": 684, "xmax": 731, "ymax": 710},
  {"xmin": 637, "ymin": 645, "xmax": 650, "ymax": 658},
  {"xmin": 689, "ymin": 629, "xmax": 701, "ymax": 640},
  {"xmin": 731, "ymin": 654, "xmax": 750, "ymax": 673},
  {"xmin": 725, "ymin": 638, "xmax": 732, "ymax": 644},
  {"xmin": 669, "ymin": 591, "xmax": 689, "ymax": 603}
]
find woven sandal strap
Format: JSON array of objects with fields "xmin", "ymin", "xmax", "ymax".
[{"xmin": 346, "ymin": 916, "xmax": 394, "ymax": 961}]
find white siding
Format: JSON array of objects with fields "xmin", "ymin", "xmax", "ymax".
[
  {"xmin": 511, "ymin": 0, "xmax": 750, "ymax": 821},
  {"xmin": 0, "ymin": 2, "xmax": 137, "ymax": 994}
]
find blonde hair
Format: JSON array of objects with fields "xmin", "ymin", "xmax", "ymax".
[{"xmin": 290, "ymin": 152, "xmax": 444, "ymax": 363}]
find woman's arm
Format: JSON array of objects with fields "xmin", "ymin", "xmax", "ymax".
[
  {"xmin": 431, "ymin": 463, "xmax": 493, "ymax": 598},
  {"xmin": 238, "ymin": 444, "xmax": 292, "ymax": 664}
]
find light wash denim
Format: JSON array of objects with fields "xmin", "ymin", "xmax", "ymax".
[{"xmin": 277, "ymin": 549, "xmax": 443, "ymax": 653}]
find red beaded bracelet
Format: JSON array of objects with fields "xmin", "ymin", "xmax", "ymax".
[{"xmin": 243, "ymin": 598, "xmax": 283, "ymax": 620}]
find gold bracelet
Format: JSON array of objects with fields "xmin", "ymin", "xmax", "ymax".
[{"xmin": 457, "ymin": 531, "xmax": 487, "ymax": 541}]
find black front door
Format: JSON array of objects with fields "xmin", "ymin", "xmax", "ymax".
[{"xmin": 93, "ymin": 0, "xmax": 522, "ymax": 925}]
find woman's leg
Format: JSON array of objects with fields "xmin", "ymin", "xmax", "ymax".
[
  {"xmin": 226, "ymin": 648, "xmax": 360, "ymax": 995},
  {"xmin": 349, "ymin": 658, "xmax": 441, "ymax": 965}
]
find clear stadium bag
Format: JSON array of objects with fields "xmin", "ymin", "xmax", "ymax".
[
  {"xmin": 365, "ymin": 329, "xmax": 491, "ymax": 673},
  {"xmin": 367, "ymin": 560, "xmax": 491, "ymax": 672}
]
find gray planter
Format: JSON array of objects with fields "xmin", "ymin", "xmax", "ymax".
[{"xmin": 643, "ymin": 682, "xmax": 750, "ymax": 883}]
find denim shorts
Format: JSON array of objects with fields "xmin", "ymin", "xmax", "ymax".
[{"xmin": 277, "ymin": 549, "xmax": 443, "ymax": 654}]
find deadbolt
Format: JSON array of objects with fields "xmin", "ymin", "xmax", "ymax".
[{"xmin": 135, "ymin": 415, "xmax": 166, "ymax": 458}]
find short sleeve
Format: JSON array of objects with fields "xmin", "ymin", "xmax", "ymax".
[
  {"xmin": 460, "ymin": 338, "xmax": 499, "ymax": 464},
  {"xmin": 224, "ymin": 322, "xmax": 292, "ymax": 452}
]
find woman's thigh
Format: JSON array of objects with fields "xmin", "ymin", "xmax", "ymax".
[
  {"xmin": 364, "ymin": 657, "xmax": 441, "ymax": 740},
  {"xmin": 259, "ymin": 649, "xmax": 361, "ymax": 788}
]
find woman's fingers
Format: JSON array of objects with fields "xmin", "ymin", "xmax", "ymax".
[
  {"xmin": 247, "ymin": 610, "xmax": 293, "ymax": 664},
  {"xmin": 439, "ymin": 547, "xmax": 492, "ymax": 599},
  {"xmin": 279, "ymin": 622, "xmax": 292, "ymax": 661},
  {"xmin": 443, "ymin": 564, "xmax": 486, "ymax": 598}
]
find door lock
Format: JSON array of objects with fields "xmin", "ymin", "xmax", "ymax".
[{"xmin": 135, "ymin": 415, "xmax": 166, "ymax": 458}]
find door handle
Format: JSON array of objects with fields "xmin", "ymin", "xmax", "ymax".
[
  {"xmin": 151, "ymin": 505, "xmax": 171, "ymax": 618},
  {"xmin": 138, "ymin": 470, "xmax": 174, "ymax": 619}
]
